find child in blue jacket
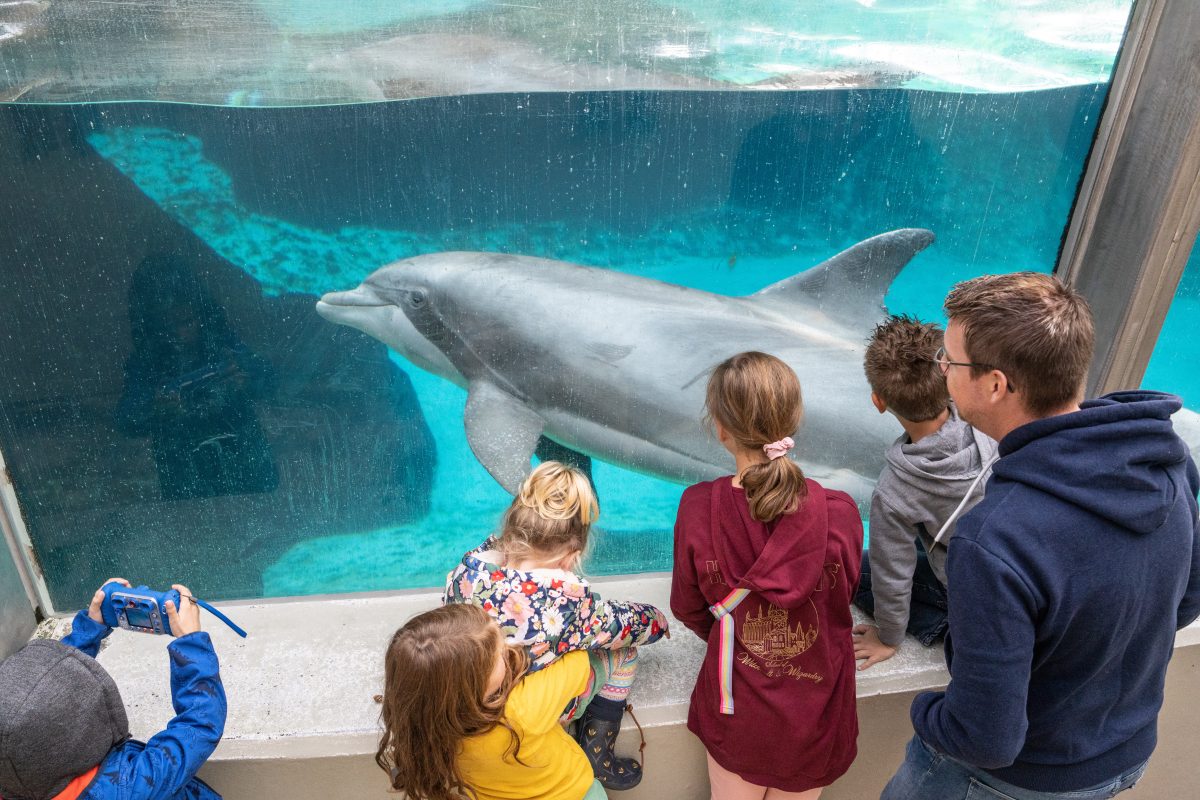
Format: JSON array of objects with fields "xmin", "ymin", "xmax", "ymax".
[{"xmin": 0, "ymin": 578, "xmax": 226, "ymax": 800}]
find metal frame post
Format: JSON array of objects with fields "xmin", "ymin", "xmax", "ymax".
[{"xmin": 1058, "ymin": 0, "xmax": 1200, "ymax": 395}]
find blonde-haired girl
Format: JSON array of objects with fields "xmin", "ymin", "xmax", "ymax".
[
  {"xmin": 671, "ymin": 352, "xmax": 863, "ymax": 799},
  {"xmin": 445, "ymin": 461, "xmax": 669, "ymax": 791},
  {"xmin": 377, "ymin": 604, "xmax": 606, "ymax": 800}
]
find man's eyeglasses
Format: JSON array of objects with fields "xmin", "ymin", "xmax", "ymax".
[
  {"xmin": 930, "ymin": 347, "xmax": 1017, "ymax": 392},
  {"xmin": 930, "ymin": 346, "xmax": 984, "ymax": 375}
]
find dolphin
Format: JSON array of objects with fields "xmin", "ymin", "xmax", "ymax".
[
  {"xmin": 315, "ymin": 228, "xmax": 935, "ymax": 506},
  {"xmin": 1174, "ymin": 407, "xmax": 1200, "ymax": 467}
]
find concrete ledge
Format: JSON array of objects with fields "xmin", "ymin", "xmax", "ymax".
[
  {"xmin": 67, "ymin": 576, "xmax": 1200, "ymax": 799},
  {"xmin": 76, "ymin": 574, "xmax": 945, "ymax": 796},
  {"xmin": 91, "ymin": 575, "xmax": 950, "ymax": 756}
]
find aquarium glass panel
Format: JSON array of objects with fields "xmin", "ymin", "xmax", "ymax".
[
  {"xmin": 1143, "ymin": 233, "xmax": 1200, "ymax": 451},
  {"xmin": 2, "ymin": 1, "xmax": 1131, "ymax": 104},
  {"xmin": 0, "ymin": 1, "xmax": 1134, "ymax": 607}
]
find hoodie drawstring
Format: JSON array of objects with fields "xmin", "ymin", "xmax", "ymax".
[
  {"xmin": 709, "ymin": 588, "xmax": 751, "ymax": 715},
  {"xmin": 932, "ymin": 454, "xmax": 1000, "ymax": 545}
]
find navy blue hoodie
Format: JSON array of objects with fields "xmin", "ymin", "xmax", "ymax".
[{"xmin": 911, "ymin": 391, "xmax": 1200, "ymax": 792}]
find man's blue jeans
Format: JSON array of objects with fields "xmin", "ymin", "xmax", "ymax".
[{"xmin": 881, "ymin": 735, "xmax": 1148, "ymax": 800}]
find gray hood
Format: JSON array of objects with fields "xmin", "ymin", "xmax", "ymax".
[
  {"xmin": 883, "ymin": 410, "xmax": 996, "ymax": 497},
  {"xmin": 877, "ymin": 409, "xmax": 997, "ymax": 573},
  {"xmin": 0, "ymin": 640, "xmax": 129, "ymax": 800}
]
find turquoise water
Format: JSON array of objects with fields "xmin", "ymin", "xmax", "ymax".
[
  {"xmin": 4, "ymin": 1, "xmax": 1130, "ymax": 104},
  {"xmin": 648, "ymin": 0, "xmax": 1129, "ymax": 90},
  {"xmin": 66, "ymin": 86, "xmax": 1105, "ymax": 596},
  {"xmin": 1144, "ymin": 243, "xmax": 1200, "ymax": 409},
  {"xmin": 252, "ymin": 0, "xmax": 486, "ymax": 34},
  {"xmin": 7, "ymin": 1, "xmax": 1182, "ymax": 606}
]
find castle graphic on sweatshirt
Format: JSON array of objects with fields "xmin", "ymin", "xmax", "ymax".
[{"xmin": 740, "ymin": 601, "xmax": 819, "ymax": 675}]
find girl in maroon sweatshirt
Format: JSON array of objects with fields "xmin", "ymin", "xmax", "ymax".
[{"xmin": 671, "ymin": 351, "xmax": 864, "ymax": 799}]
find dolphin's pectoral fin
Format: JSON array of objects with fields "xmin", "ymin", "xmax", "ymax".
[
  {"xmin": 464, "ymin": 381, "xmax": 546, "ymax": 494},
  {"xmin": 750, "ymin": 228, "xmax": 935, "ymax": 326}
]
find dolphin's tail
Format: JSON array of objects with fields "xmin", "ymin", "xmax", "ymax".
[{"xmin": 749, "ymin": 228, "xmax": 935, "ymax": 327}]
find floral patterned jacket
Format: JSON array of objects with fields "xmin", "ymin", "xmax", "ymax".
[{"xmin": 444, "ymin": 538, "xmax": 670, "ymax": 672}]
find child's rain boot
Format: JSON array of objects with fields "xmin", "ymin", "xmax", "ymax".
[{"xmin": 575, "ymin": 698, "xmax": 643, "ymax": 790}]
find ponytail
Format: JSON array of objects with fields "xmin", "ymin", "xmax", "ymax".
[
  {"xmin": 741, "ymin": 457, "xmax": 807, "ymax": 522},
  {"xmin": 706, "ymin": 351, "xmax": 808, "ymax": 523}
]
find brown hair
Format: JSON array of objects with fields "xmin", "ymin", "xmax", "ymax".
[
  {"xmin": 376, "ymin": 604, "xmax": 530, "ymax": 800},
  {"xmin": 705, "ymin": 351, "xmax": 807, "ymax": 522},
  {"xmin": 498, "ymin": 460, "xmax": 598, "ymax": 570},
  {"xmin": 944, "ymin": 272, "xmax": 1094, "ymax": 416},
  {"xmin": 864, "ymin": 315, "xmax": 950, "ymax": 422}
]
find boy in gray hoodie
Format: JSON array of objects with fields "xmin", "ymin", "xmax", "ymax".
[{"xmin": 852, "ymin": 315, "xmax": 996, "ymax": 670}]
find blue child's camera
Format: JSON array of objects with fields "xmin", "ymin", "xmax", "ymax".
[
  {"xmin": 100, "ymin": 582, "xmax": 247, "ymax": 638},
  {"xmin": 101, "ymin": 584, "xmax": 180, "ymax": 635}
]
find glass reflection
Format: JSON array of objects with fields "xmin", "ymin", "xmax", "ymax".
[
  {"xmin": 116, "ymin": 254, "xmax": 279, "ymax": 501},
  {"xmin": 1, "ymin": 1, "xmax": 1130, "ymax": 104},
  {"xmin": 0, "ymin": 1, "xmax": 1135, "ymax": 606}
]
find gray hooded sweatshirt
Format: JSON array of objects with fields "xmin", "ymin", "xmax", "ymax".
[
  {"xmin": 0, "ymin": 639, "xmax": 129, "ymax": 800},
  {"xmin": 869, "ymin": 409, "xmax": 997, "ymax": 646}
]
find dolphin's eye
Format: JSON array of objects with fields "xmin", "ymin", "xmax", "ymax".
[{"xmin": 407, "ymin": 290, "xmax": 427, "ymax": 308}]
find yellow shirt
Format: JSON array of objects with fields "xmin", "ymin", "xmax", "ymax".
[{"xmin": 459, "ymin": 650, "xmax": 593, "ymax": 800}]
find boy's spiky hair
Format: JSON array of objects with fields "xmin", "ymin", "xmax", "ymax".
[{"xmin": 864, "ymin": 315, "xmax": 949, "ymax": 422}]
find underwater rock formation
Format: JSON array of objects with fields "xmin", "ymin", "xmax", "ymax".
[{"xmin": 0, "ymin": 106, "xmax": 436, "ymax": 608}]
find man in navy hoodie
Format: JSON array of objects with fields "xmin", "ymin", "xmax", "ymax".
[{"xmin": 882, "ymin": 272, "xmax": 1200, "ymax": 800}]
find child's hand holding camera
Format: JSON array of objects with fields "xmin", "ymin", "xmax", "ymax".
[
  {"xmin": 164, "ymin": 584, "xmax": 202, "ymax": 636},
  {"xmin": 88, "ymin": 577, "xmax": 130, "ymax": 625},
  {"xmin": 89, "ymin": 579, "xmax": 205, "ymax": 637}
]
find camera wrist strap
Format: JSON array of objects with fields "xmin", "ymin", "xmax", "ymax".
[{"xmin": 186, "ymin": 596, "xmax": 249, "ymax": 638}]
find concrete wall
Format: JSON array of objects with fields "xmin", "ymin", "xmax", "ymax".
[
  {"xmin": 193, "ymin": 645, "xmax": 1199, "ymax": 799},
  {"xmin": 0, "ymin": 534, "xmax": 35, "ymax": 659},
  {"xmin": 822, "ymin": 648, "xmax": 1199, "ymax": 800},
  {"xmin": 78, "ymin": 581, "xmax": 1189, "ymax": 800},
  {"xmin": 1121, "ymin": 645, "xmax": 1200, "ymax": 798}
]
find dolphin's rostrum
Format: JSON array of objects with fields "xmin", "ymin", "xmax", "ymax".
[{"xmin": 316, "ymin": 229, "xmax": 935, "ymax": 507}]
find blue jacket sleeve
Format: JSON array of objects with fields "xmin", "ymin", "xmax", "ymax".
[
  {"xmin": 1177, "ymin": 457, "xmax": 1200, "ymax": 630},
  {"xmin": 123, "ymin": 632, "xmax": 227, "ymax": 800},
  {"xmin": 62, "ymin": 610, "xmax": 113, "ymax": 658},
  {"xmin": 910, "ymin": 538, "xmax": 1036, "ymax": 769}
]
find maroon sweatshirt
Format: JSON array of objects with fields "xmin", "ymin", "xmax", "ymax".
[{"xmin": 671, "ymin": 476, "xmax": 863, "ymax": 791}]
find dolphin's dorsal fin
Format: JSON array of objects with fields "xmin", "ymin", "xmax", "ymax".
[
  {"xmin": 464, "ymin": 381, "xmax": 546, "ymax": 494},
  {"xmin": 750, "ymin": 228, "xmax": 934, "ymax": 326}
]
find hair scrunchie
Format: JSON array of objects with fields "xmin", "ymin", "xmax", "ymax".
[{"xmin": 763, "ymin": 437, "xmax": 794, "ymax": 460}]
